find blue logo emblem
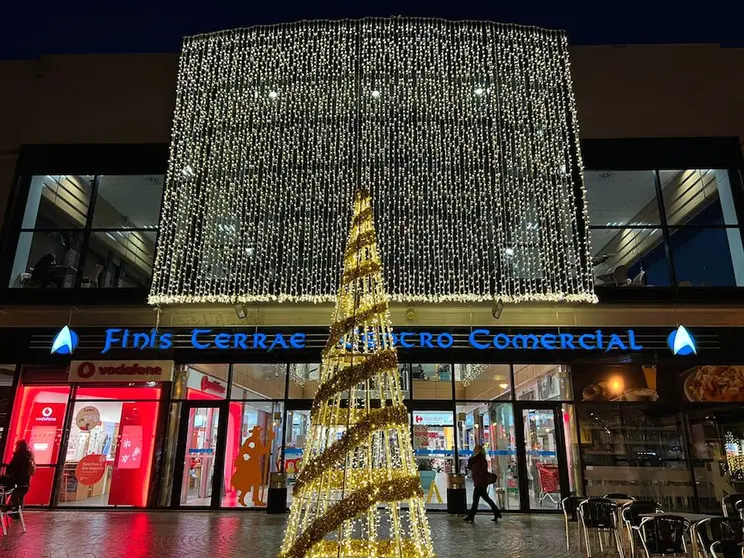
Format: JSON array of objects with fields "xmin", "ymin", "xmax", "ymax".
[
  {"xmin": 51, "ymin": 326, "xmax": 79, "ymax": 355},
  {"xmin": 668, "ymin": 325, "xmax": 696, "ymax": 356}
]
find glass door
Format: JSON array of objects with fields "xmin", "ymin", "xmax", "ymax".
[
  {"xmin": 173, "ymin": 403, "xmax": 225, "ymax": 507},
  {"xmin": 517, "ymin": 404, "xmax": 576, "ymax": 511}
]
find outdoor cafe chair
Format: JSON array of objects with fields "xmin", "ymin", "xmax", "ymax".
[
  {"xmin": 621, "ymin": 500, "xmax": 663, "ymax": 557},
  {"xmin": 579, "ymin": 497, "xmax": 624, "ymax": 557},
  {"xmin": 638, "ymin": 515, "xmax": 690, "ymax": 558},
  {"xmin": 695, "ymin": 517, "xmax": 744, "ymax": 558},
  {"xmin": 0, "ymin": 484, "xmax": 28, "ymax": 536},
  {"xmin": 562, "ymin": 496, "xmax": 584, "ymax": 551},
  {"xmin": 722, "ymin": 494, "xmax": 744, "ymax": 518}
]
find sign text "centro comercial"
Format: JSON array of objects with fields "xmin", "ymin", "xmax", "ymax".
[{"xmin": 99, "ymin": 328, "xmax": 643, "ymax": 354}]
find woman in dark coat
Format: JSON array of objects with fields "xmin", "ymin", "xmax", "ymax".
[
  {"xmin": 464, "ymin": 444, "xmax": 502, "ymax": 523},
  {"xmin": 1, "ymin": 440, "xmax": 35, "ymax": 509}
]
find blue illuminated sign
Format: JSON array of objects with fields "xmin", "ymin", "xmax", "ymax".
[
  {"xmin": 51, "ymin": 326, "xmax": 79, "ymax": 355},
  {"xmin": 668, "ymin": 325, "xmax": 696, "ymax": 356}
]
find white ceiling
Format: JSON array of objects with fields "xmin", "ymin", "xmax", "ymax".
[
  {"xmin": 584, "ymin": 170, "xmax": 658, "ymax": 226},
  {"xmin": 96, "ymin": 175, "xmax": 164, "ymax": 228}
]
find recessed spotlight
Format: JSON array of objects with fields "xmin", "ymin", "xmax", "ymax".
[
  {"xmin": 268, "ymin": 91, "xmax": 279, "ymax": 100},
  {"xmin": 371, "ymin": 90, "xmax": 381, "ymax": 99},
  {"xmin": 474, "ymin": 87, "xmax": 485, "ymax": 96},
  {"xmin": 505, "ymin": 247, "xmax": 515, "ymax": 257}
]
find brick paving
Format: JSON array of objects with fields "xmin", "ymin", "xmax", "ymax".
[{"xmin": 0, "ymin": 511, "xmax": 620, "ymax": 557}]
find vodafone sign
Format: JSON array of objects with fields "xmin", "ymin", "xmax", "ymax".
[{"xmin": 69, "ymin": 360, "xmax": 174, "ymax": 383}]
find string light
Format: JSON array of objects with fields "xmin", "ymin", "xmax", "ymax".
[
  {"xmin": 279, "ymin": 189, "xmax": 435, "ymax": 558},
  {"xmin": 149, "ymin": 18, "xmax": 596, "ymax": 306}
]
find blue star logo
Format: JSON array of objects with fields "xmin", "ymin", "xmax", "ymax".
[
  {"xmin": 51, "ymin": 326, "xmax": 79, "ymax": 355},
  {"xmin": 668, "ymin": 325, "xmax": 696, "ymax": 356}
]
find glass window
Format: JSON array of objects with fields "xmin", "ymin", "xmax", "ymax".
[
  {"xmin": 661, "ymin": 169, "xmax": 738, "ymax": 226},
  {"xmin": 454, "ymin": 364, "xmax": 511, "ymax": 400},
  {"xmin": 592, "ymin": 227, "xmax": 670, "ymax": 287},
  {"xmin": 20, "ymin": 175, "xmax": 92, "ymax": 229},
  {"xmin": 231, "ymin": 364, "xmax": 286, "ymax": 400},
  {"xmin": 173, "ymin": 364, "xmax": 229, "ymax": 400},
  {"xmin": 287, "ymin": 364, "xmax": 320, "ymax": 399},
  {"xmin": 669, "ymin": 227, "xmax": 744, "ymax": 287},
  {"xmin": 285, "ymin": 408, "xmax": 310, "ymax": 501},
  {"xmin": 11, "ymin": 174, "xmax": 164, "ymax": 289},
  {"xmin": 412, "ymin": 410, "xmax": 454, "ymax": 510},
  {"xmin": 578, "ymin": 404, "xmax": 693, "ymax": 511},
  {"xmin": 457, "ymin": 402, "xmax": 519, "ymax": 511},
  {"xmin": 11, "ymin": 230, "xmax": 84, "ymax": 288},
  {"xmin": 83, "ymin": 231, "xmax": 157, "ymax": 288},
  {"xmin": 562, "ymin": 404, "xmax": 582, "ymax": 497},
  {"xmin": 57, "ymin": 388, "xmax": 161, "ymax": 507},
  {"xmin": 687, "ymin": 408, "xmax": 744, "ymax": 514},
  {"xmin": 411, "ymin": 363, "xmax": 453, "ymax": 400},
  {"xmin": 584, "ymin": 170, "xmax": 660, "ymax": 226},
  {"xmin": 523, "ymin": 408, "xmax": 562, "ymax": 510},
  {"xmin": 514, "ymin": 364, "xmax": 572, "ymax": 401},
  {"xmin": 221, "ymin": 401, "xmax": 284, "ymax": 508},
  {"xmin": 92, "ymin": 175, "xmax": 164, "ymax": 229}
]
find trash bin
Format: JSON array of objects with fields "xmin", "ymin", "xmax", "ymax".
[
  {"xmin": 266, "ymin": 472, "xmax": 287, "ymax": 514},
  {"xmin": 447, "ymin": 473, "xmax": 467, "ymax": 515}
]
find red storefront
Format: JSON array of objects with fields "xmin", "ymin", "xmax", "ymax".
[{"xmin": 3, "ymin": 361, "xmax": 172, "ymax": 507}]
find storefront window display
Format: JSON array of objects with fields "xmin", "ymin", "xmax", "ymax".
[
  {"xmin": 578, "ymin": 404, "xmax": 692, "ymax": 510},
  {"xmin": 412, "ymin": 364, "xmax": 453, "ymax": 400},
  {"xmin": 514, "ymin": 364, "xmax": 572, "ymax": 401},
  {"xmin": 457, "ymin": 402, "xmax": 520, "ymax": 511},
  {"xmin": 454, "ymin": 364, "xmax": 512, "ymax": 400},
  {"xmin": 413, "ymin": 410, "xmax": 455, "ymax": 510},
  {"xmin": 57, "ymin": 386, "xmax": 161, "ymax": 507},
  {"xmin": 284, "ymin": 408, "xmax": 309, "ymax": 499},
  {"xmin": 231, "ymin": 363, "xmax": 286, "ymax": 400},
  {"xmin": 287, "ymin": 364, "xmax": 320, "ymax": 399},
  {"xmin": 3, "ymin": 384, "xmax": 70, "ymax": 505}
]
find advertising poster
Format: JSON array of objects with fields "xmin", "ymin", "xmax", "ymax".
[
  {"xmin": 572, "ymin": 363, "xmax": 663, "ymax": 402},
  {"xmin": 76, "ymin": 454, "xmax": 107, "ymax": 486},
  {"xmin": 677, "ymin": 365, "xmax": 744, "ymax": 402}
]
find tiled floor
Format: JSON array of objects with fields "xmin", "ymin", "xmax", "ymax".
[{"xmin": 0, "ymin": 510, "xmax": 618, "ymax": 557}]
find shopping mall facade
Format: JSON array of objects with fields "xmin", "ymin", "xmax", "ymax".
[{"xmin": 0, "ymin": 19, "xmax": 744, "ymax": 514}]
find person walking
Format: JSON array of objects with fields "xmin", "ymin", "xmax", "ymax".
[{"xmin": 463, "ymin": 444, "xmax": 502, "ymax": 523}]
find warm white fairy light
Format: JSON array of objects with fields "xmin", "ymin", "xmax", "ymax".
[{"xmin": 149, "ymin": 18, "xmax": 597, "ymax": 306}]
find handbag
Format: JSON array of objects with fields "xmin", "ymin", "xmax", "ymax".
[{"xmin": 486, "ymin": 472, "xmax": 497, "ymax": 485}]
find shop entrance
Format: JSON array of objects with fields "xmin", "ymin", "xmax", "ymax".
[
  {"xmin": 172, "ymin": 402, "xmax": 227, "ymax": 507},
  {"xmin": 515, "ymin": 403, "xmax": 576, "ymax": 512}
]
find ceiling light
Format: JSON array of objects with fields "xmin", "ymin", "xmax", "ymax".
[
  {"xmin": 268, "ymin": 91, "xmax": 279, "ymax": 99},
  {"xmin": 505, "ymin": 247, "xmax": 515, "ymax": 257},
  {"xmin": 474, "ymin": 87, "xmax": 484, "ymax": 96},
  {"xmin": 371, "ymin": 90, "xmax": 381, "ymax": 98},
  {"xmin": 498, "ymin": 383, "xmax": 508, "ymax": 389}
]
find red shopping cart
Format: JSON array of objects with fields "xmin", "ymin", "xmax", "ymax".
[{"xmin": 536, "ymin": 463, "xmax": 560, "ymax": 507}]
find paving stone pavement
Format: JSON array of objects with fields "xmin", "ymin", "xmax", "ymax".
[{"xmin": 0, "ymin": 511, "xmax": 622, "ymax": 557}]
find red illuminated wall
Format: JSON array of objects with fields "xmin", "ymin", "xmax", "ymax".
[{"xmin": 4, "ymin": 385, "xmax": 71, "ymax": 505}]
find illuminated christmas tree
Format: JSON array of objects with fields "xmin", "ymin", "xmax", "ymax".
[{"xmin": 279, "ymin": 189, "xmax": 435, "ymax": 558}]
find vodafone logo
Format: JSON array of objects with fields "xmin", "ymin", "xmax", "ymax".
[
  {"xmin": 77, "ymin": 362, "xmax": 97, "ymax": 379},
  {"xmin": 35, "ymin": 406, "xmax": 56, "ymax": 423},
  {"xmin": 42, "ymin": 407, "xmax": 53, "ymax": 417}
]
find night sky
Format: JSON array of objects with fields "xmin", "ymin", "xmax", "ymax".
[{"xmin": 2, "ymin": 1, "xmax": 744, "ymax": 59}]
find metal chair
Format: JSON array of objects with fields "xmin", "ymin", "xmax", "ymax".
[
  {"xmin": 561, "ymin": 496, "xmax": 584, "ymax": 551},
  {"xmin": 695, "ymin": 517, "xmax": 744, "ymax": 558},
  {"xmin": 579, "ymin": 497, "xmax": 624, "ymax": 557},
  {"xmin": 621, "ymin": 500, "xmax": 663, "ymax": 557},
  {"xmin": 722, "ymin": 494, "xmax": 744, "ymax": 518},
  {"xmin": 734, "ymin": 500, "xmax": 744, "ymax": 521},
  {"xmin": 638, "ymin": 515, "xmax": 690, "ymax": 558},
  {"xmin": 0, "ymin": 485, "xmax": 28, "ymax": 536}
]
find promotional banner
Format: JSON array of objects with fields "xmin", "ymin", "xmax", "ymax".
[
  {"xmin": 678, "ymin": 365, "xmax": 744, "ymax": 402},
  {"xmin": 572, "ymin": 363, "xmax": 663, "ymax": 402}
]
